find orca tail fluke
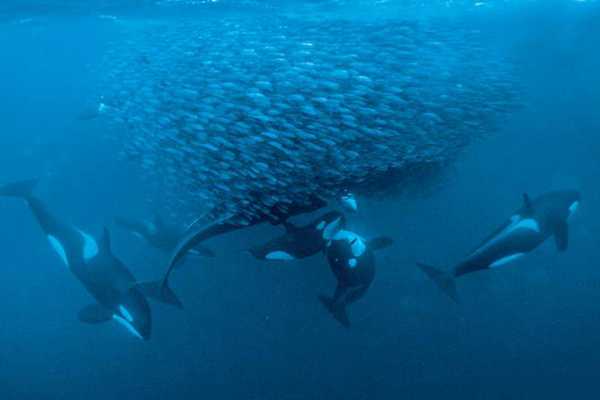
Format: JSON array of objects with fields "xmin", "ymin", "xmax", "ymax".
[
  {"xmin": 318, "ymin": 295, "xmax": 351, "ymax": 328},
  {"xmin": 136, "ymin": 279, "xmax": 183, "ymax": 309},
  {"xmin": 0, "ymin": 179, "xmax": 38, "ymax": 199},
  {"xmin": 417, "ymin": 263, "xmax": 459, "ymax": 303}
]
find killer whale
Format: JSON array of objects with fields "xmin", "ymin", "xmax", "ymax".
[
  {"xmin": 248, "ymin": 211, "xmax": 346, "ymax": 261},
  {"xmin": 137, "ymin": 195, "xmax": 328, "ymax": 308},
  {"xmin": 0, "ymin": 179, "xmax": 152, "ymax": 340},
  {"xmin": 114, "ymin": 214, "xmax": 215, "ymax": 258},
  {"xmin": 418, "ymin": 190, "xmax": 581, "ymax": 302},
  {"xmin": 319, "ymin": 226, "xmax": 393, "ymax": 328}
]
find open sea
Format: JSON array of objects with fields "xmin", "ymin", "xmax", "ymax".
[{"xmin": 0, "ymin": 0, "xmax": 599, "ymax": 399}]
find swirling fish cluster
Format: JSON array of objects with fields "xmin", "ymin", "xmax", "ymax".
[{"xmin": 100, "ymin": 17, "xmax": 518, "ymax": 224}]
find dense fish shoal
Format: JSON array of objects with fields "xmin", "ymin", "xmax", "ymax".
[{"xmin": 98, "ymin": 16, "xmax": 518, "ymax": 224}]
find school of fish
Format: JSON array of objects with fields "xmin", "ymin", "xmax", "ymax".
[{"xmin": 98, "ymin": 16, "xmax": 518, "ymax": 224}]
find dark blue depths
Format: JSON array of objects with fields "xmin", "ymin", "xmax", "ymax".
[{"xmin": 0, "ymin": 1, "xmax": 600, "ymax": 399}]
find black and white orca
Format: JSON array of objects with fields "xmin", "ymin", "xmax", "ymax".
[
  {"xmin": 319, "ymin": 227, "xmax": 393, "ymax": 328},
  {"xmin": 418, "ymin": 190, "xmax": 581, "ymax": 302},
  {"xmin": 248, "ymin": 211, "xmax": 346, "ymax": 261},
  {"xmin": 0, "ymin": 179, "xmax": 152, "ymax": 340},
  {"xmin": 114, "ymin": 215, "xmax": 215, "ymax": 258},
  {"xmin": 137, "ymin": 195, "xmax": 329, "ymax": 308}
]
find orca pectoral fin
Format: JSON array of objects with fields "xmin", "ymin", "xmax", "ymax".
[
  {"xmin": 554, "ymin": 221, "xmax": 569, "ymax": 252},
  {"xmin": 368, "ymin": 236, "xmax": 394, "ymax": 252},
  {"xmin": 78, "ymin": 304, "xmax": 113, "ymax": 324}
]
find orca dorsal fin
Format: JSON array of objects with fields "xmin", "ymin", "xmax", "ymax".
[
  {"xmin": 522, "ymin": 193, "xmax": 534, "ymax": 213},
  {"xmin": 554, "ymin": 221, "xmax": 569, "ymax": 252},
  {"xmin": 101, "ymin": 227, "xmax": 112, "ymax": 253}
]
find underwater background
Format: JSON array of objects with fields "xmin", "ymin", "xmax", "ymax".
[{"xmin": 1, "ymin": 0, "xmax": 599, "ymax": 399}]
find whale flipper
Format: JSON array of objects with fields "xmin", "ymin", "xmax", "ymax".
[
  {"xmin": 554, "ymin": 221, "xmax": 569, "ymax": 252},
  {"xmin": 136, "ymin": 280, "xmax": 183, "ymax": 309},
  {"xmin": 318, "ymin": 295, "xmax": 350, "ymax": 328},
  {"xmin": 78, "ymin": 304, "xmax": 112, "ymax": 324},
  {"xmin": 0, "ymin": 179, "xmax": 38, "ymax": 199},
  {"xmin": 417, "ymin": 262, "xmax": 459, "ymax": 303},
  {"xmin": 368, "ymin": 236, "xmax": 394, "ymax": 252}
]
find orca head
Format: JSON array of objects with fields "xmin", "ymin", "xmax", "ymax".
[
  {"xmin": 326, "ymin": 237, "xmax": 354, "ymax": 268},
  {"xmin": 330, "ymin": 230, "xmax": 367, "ymax": 258},
  {"xmin": 339, "ymin": 191, "xmax": 358, "ymax": 213},
  {"xmin": 326, "ymin": 230, "xmax": 371, "ymax": 273},
  {"xmin": 112, "ymin": 288, "xmax": 152, "ymax": 341}
]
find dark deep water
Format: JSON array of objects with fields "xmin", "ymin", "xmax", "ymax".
[{"xmin": 1, "ymin": 1, "xmax": 600, "ymax": 399}]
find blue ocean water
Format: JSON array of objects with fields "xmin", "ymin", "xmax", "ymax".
[{"xmin": 1, "ymin": 0, "xmax": 599, "ymax": 399}]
